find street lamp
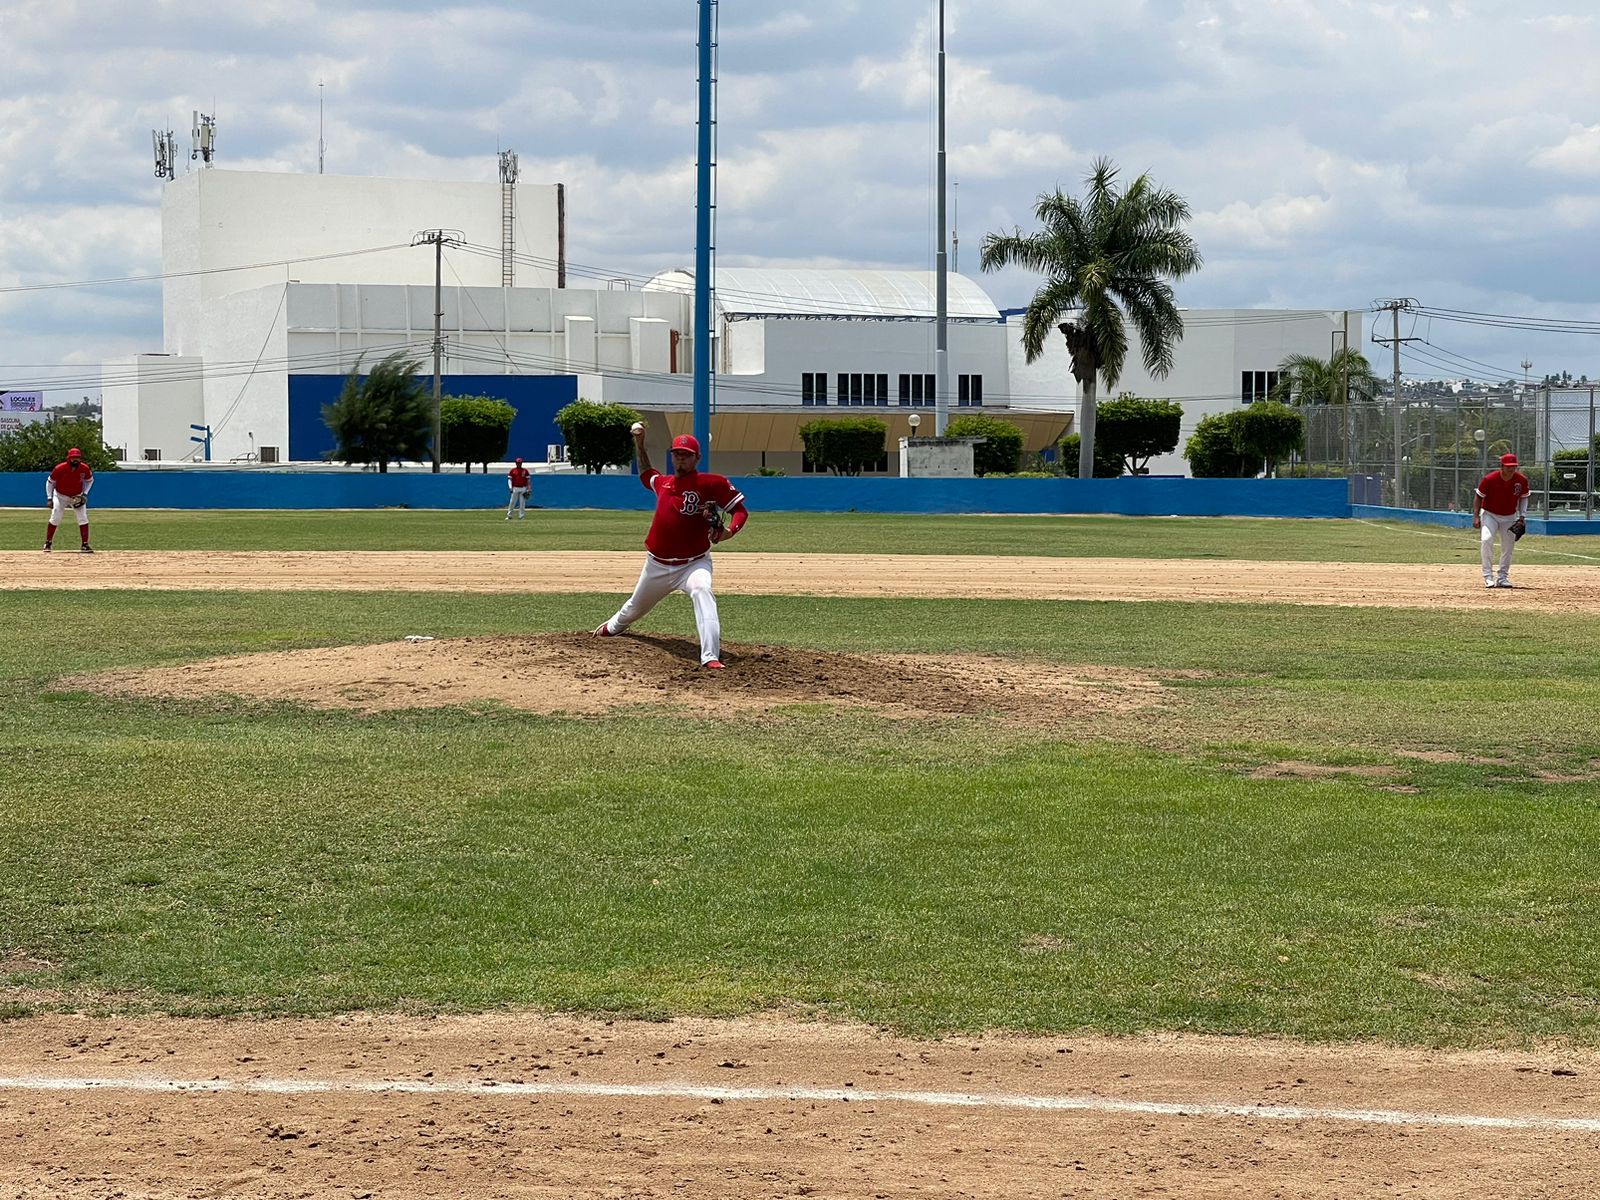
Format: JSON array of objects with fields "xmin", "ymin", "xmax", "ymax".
[
  {"xmin": 908, "ymin": 412, "xmax": 922, "ymax": 433},
  {"xmin": 1474, "ymin": 427, "xmax": 1487, "ymax": 475}
]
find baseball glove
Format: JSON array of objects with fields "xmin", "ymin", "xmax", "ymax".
[
  {"xmin": 1510, "ymin": 517, "xmax": 1527, "ymax": 541},
  {"xmin": 69, "ymin": 494, "xmax": 87, "ymax": 509},
  {"xmin": 703, "ymin": 501, "xmax": 727, "ymax": 536}
]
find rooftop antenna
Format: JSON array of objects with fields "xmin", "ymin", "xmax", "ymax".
[
  {"xmin": 318, "ymin": 81, "xmax": 325, "ymax": 174},
  {"xmin": 151, "ymin": 127, "xmax": 177, "ymax": 180},
  {"xmin": 191, "ymin": 110, "xmax": 217, "ymax": 166},
  {"xmin": 498, "ymin": 149, "xmax": 519, "ymax": 288}
]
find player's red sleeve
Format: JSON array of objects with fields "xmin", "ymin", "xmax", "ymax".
[
  {"xmin": 725, "ymin": 506, "xmax": 748, "ymax": 537},
  {"xmin": 641, "ymin": 468, "xmax": 660, "ymax": 490}
]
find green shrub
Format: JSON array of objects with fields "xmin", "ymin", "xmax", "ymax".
[
  {"xmin": 1059, "ymin": 432, "xmax": 1121, "ymax": 477},
  {"xmin": 553, "ymin": 400, "xmax": 643, "ymax": 475},
  {"xmin": 440, "ymin": 395, "xmax": 517, "ymax": 473},
  {"xmin": 1184, "ymin": 413, "xmax": 1253, "ymax": 478},
  {"xmin": 1095, "ymin": 395, "xmax": 1183, "ymax": 476},
  {"xmin": 944, "ymin": 415, "xmax": 1025, "ymax": 476},
  {"xmin": 799, "ymin": 417, "xmax": 888, "ymax": 475},
  {"xmin": 0, "ymin": 416, "xmax": 117, "ymax": 473}
]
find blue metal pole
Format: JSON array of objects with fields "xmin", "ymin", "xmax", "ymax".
[{"xmin": 693, "ymin": 0, "xmax": 714, "ymax": 465}]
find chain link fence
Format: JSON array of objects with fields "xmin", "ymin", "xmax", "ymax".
[{"xmin": 1290, "ymin": 388, "xmax": 1600, "ymax": 517}]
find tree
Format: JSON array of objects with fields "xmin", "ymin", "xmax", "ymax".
[
  {"xmin": 440, "ymin": 395, "xmax": 517, "ymax": 473},
  {"xmin": 1232, "ymin": 401, "xmax": 1305, "ymax": 476},
  {"xmin": 799, "ymin": 416, "xmax": 887, "ymax": 476},
  {"xmin": 1268, "ymin": 348, "xmax": 1382, "ymax": 406},
  {"xmin": 1183, "ymin": 413, "xmax": 1253, "ymax": 478},
  {"xmin": 1094, "ymin": 394, "xmax": 1182, "ymax": 475},
  {"xmin": 322, "ymin": 352, "xmax": 433, "ymax": 474},
  {"xmin": 944, "ymin": 414, "xmax": 1025, "ymax": 476},
  {"xmin": 553, "ymin": 400, "xmax": 642, "ymax": 474},
  {"xmin": 980, "ymin": 158, "xmax": 1201, "ymax": 479},
  {"xmin": 0, "ymin": 416, "xmax": 117, "ymax": 473},
  {"xmin": 1058, "ymin": 432, "xmax": 1122, "ymax": 477}
]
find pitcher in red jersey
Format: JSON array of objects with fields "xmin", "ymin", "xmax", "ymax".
[{"xmin": 592, "ymin": 431, "xmax": 747, "ymax": 669}]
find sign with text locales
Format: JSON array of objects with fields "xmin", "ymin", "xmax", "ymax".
[{"xmin": 0, "ymin": 391, "xmax": 44, "ymax": 411}]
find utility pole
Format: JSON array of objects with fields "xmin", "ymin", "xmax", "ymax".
[
  {"xmin": 1371, "ymin": 298, "xmax": 1420, "ymax": 506},
  {"xmin": 412, "ymin": 229, "xmax": 463, "ymax": 473}
]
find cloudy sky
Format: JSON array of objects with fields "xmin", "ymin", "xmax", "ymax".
[{"xmin": 3, "ymin": 0, "xmax": 1600, "ymax": 399}]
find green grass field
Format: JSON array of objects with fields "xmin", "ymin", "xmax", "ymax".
[
  {"xmin": 2, "ymin": 511, "xmax": 1598, "ymax": 1045},
  {"xmin": 8, "ymin": 506, "xmax": 1600, "ymax": 563}
]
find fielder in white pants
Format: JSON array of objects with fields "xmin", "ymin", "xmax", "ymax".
[
  {"xmin": 1472, "ymin": 454, "xmax": 1530, "ymax": 588},
  {"xmin": 506, "ymin": 486, "xmax": 529, "ymax": 519}
]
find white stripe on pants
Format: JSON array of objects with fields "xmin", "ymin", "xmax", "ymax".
[
  {"xmin": 1480, "ymin": 510, "xmax": 1519, "ymax": 581},
  {"xmin": 604, "ymin": 553, "xmax": 721, "ymax": 664}
]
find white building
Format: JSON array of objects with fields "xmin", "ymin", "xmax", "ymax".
[
  {"xmin": 103, "ymin": 167, "xmax": 1362, "ymax": 476},
  {"xmin": 1006, "ymin": 308, "xmax": 1366, "ymax": 474}
]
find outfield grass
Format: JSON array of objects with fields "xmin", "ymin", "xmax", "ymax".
[
  {"xmin": 3, "ymin": 587, "xmax": 1598, "ymax": 1045},
  {"xmin": 7, "ymin": 506, "xmax": 1600, "ymax": 563}
]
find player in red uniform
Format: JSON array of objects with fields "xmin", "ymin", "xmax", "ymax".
[
  {"xmin": 592, "ymin": 431, "xmax": 747, "ymax": 669},
  {"xmin": 1472, "ymin": 452, "xmax": 1530, "ymax": 588},
  {"xmin": 506, "ymin": 456, "xmax": 532, "ymax": 520},
  {"xmin": 44, "ymin": 447, "xmax": 94, "ymax": 554}
]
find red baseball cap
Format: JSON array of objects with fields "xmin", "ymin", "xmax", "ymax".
[
  {"xmin": 1500, "ymin": 453, "xmax": 1519, "ymax": 467},
  {"xmin": 670, "ymin": 434, "xmax": 701, "ymax": 456},
  {"xmin": 67, "ymin": 447, "xmax": 82, "ymax": 458},
  {"xmin": 514, "ymin": 456, "xmax": 523, "ymax": 464}
]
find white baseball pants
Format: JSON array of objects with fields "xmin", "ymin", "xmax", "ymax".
[
  {"xmin": 507, "ymin": 486, "xmax": 529, "ymax": 518},
  {"xmin": 49, "ymin": 495, "xmax": 89, "ymax": 527},
  {"xmin": 602, "ymin": 553, "xmax": 721, "ymax": 665},
  {"xmin": 1480, "ymin": 510, "xmax": 1520, "ymax": 582}
]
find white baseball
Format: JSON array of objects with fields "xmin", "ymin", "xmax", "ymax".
[{"xmin": 630, "ymin": 422, "xmax": 645, "ymax": 435}]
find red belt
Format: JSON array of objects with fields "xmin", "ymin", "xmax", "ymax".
[{"xmin": 648, "ymin": 552, "xmax": 704, "ymax": 566}]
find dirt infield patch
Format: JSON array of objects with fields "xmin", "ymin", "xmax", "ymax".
[
  {"xmin": 10, "ymin": 549, "xmax": 1600, "ymax": 613},
  {"xmin": 1, "ymin": 1011, "xmax": 1597, "ymax": 1198},
  {"xmin": 62, "ymin": 632, "xmax": 1173, "ymax": 723}
]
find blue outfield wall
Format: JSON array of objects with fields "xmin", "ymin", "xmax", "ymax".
[{"xmin": 0, "ymin": 471, "xmax": 1349, "ymax": 517}]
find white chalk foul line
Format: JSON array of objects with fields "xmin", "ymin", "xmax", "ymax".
[{"xmin": 1, "ymin": 1074, "xmax": 1597, "ymax": 1134}]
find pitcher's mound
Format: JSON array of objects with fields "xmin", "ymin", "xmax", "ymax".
[{"xmin": 65, "ymin": 632, "xmax": 1174, "ymax": 723}]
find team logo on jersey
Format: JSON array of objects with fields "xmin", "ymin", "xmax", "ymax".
[{"xmin": 679, "ymin": 490, "xmax": 703, "ymax": 516}]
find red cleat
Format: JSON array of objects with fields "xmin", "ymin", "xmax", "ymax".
[
  {"xmin": 702, "ymin": 659, "xmax": 724, "ymax": 670},
  {"xmin": 592, "ymin": 622, "xmax": 615, "ymax": 637}
]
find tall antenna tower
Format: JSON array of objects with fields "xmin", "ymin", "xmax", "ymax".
[
  {"xmin": 191, "ymin": 110, "xmax": 217, "ymax": 166},
  {"xmin": 318, "ymin": 81, "xmax": 326, "ymax": 175},
  {"xmin": 952, "ymin": 179, "xmax": 959, "ymax": 275},
  {"xmin": 498, "ymin": 149, "xmax": 519, "ymax": 287},
  {"xmin": 151, "ymin": 127, "xmax": 178, "ymax": 180}
]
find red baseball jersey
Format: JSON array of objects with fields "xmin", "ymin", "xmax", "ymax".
[
  {"xmin": 640, "ymin": 468, "xmax": 744, "ymax": 560},
  {"xmin": 1476, "ymin": 469, "xmax": 1529, "ymax": 516},
  {"xmin": 508, "ymin": 466, "xmax": 531, "ymax": 488},
  {"xmin": 48, "ymin": 460, "xmax": 92, "ymax": 497}
]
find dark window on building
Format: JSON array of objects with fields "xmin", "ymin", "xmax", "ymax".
[
  {"xmin": 1241, "ymin": 370, "xmax": 1281, "ymax": 404},
  {"xmin": 802, "ymin": 371, "xmax": 828, "ymax": 406},
  {"xmin": 958, "ymin": 374, "xmax": 983, "ymax": 407},
  {"xmin": 899, "ymin": 373, "xmax": 936, "ymax": 407},
  {"xmin": 259, "ymin": 446, "xmax": 281, "ymax": 463}
]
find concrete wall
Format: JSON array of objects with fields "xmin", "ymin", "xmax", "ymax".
[
  {"xmin": 0, "ymin": 470, "xmax": 1349, "ymax": 518},
  {"xmin": 100, "ymin": 356, "xmax": 205, "ymax": 462},
  {"xmin": 161, "ymin": 170, "xmax": 562, "ymax": 356}
]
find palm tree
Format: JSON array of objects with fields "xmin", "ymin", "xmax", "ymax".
[
  {"xmin": 980, "ymin": 159, "xmax": 1201, "ymax": 478},
  {"xmin": 1268, "ymin": 348, "xmax": 1381, "ymax": 406}
]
